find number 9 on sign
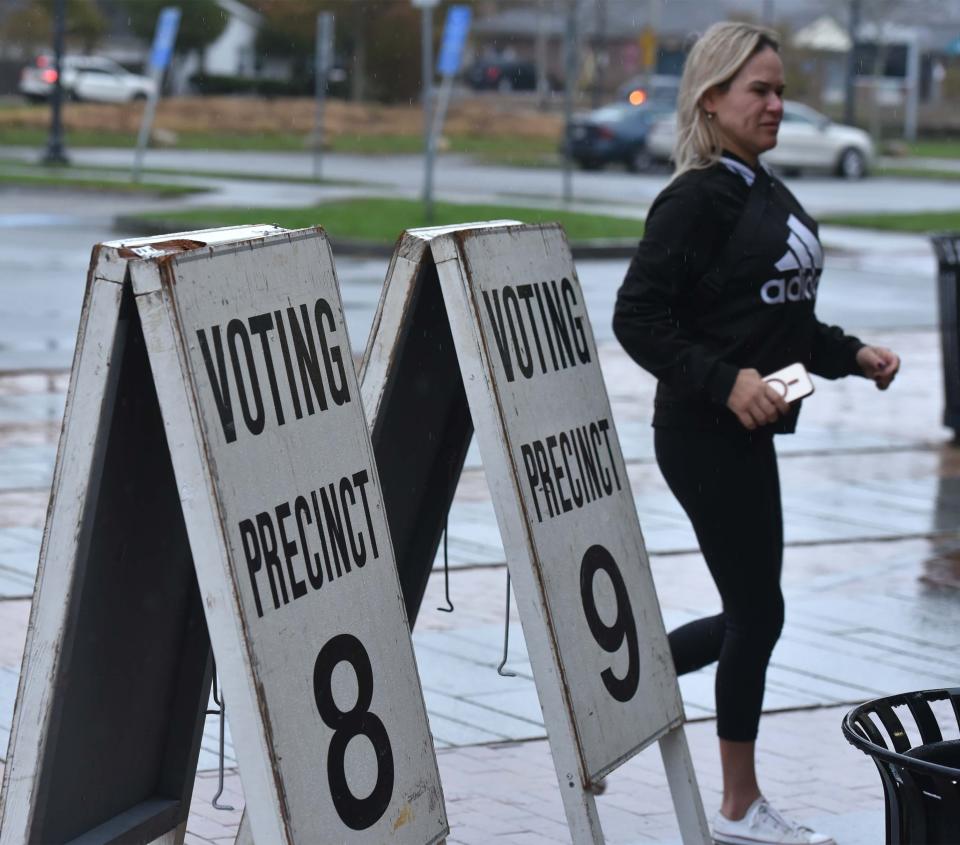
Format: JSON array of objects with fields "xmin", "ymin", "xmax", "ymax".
[
  {"xmin": 314, "ymin": 634, "xmax": 395, "ymax": 831},
  {"xmin": 579, "ymin": 545, "xmax": 640, "ymax": 702}
]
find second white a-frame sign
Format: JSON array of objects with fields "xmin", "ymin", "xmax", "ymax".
[
  {"xmin": 0, "ymin": 226, "xmax": 446, "ymax": 845},
  {"xmin": 362, "ymin": 222, "xmax": 710, "ymax": 844}
]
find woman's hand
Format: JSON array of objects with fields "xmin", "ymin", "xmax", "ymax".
[
  {"xmin": 726, "ymin": 368, "xmax": 790, "ymax": 430},
  {"xmin": 856, "ymin": 345, "xmax": 900, "ymax": 390}
]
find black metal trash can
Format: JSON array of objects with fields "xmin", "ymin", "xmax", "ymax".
[
  {"xmin": 843, "ymin": 687, "xmax": 960, "ymax": 844},
  {"xmin": 932, "ymin": 234, "xmax": 960, "ymax": 439}
]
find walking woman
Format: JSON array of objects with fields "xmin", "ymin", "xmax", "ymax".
[{"xmin": 612, "ymin": 22, "xmax": 899, "ymax": 845}]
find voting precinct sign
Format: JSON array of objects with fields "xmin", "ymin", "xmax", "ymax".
[
  {"xmin": 433, "ymin": 223, "xmax": 682, "ymax": 774},
  {"xmin": 363, "ymin": 223, "xmax": 708, "ymax": 844},
  {"xmin": 0, "ymin": 226, "xmax": 446, "ymax": 845}
]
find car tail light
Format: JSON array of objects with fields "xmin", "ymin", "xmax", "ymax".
[
  {"xmin": 36, "ymin": 55, "xmax": 50, "ymax": 68},
  {"xmin": 41, "ymin": 69, "xmax": 58, "ymax": 84},
  {"xmin": 597, "ymin": 126, "xmax": 615, "ymax": 140},
  {"xmin": 485, "ymin": 66, "xmax": 500, "ymax": 81}
]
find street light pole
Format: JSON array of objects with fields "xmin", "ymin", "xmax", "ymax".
[
  {"xmin": 419, "ymin": 1, "xmax": 435, "ymax": 222},
  {"xmin": 562, "ymin": 0, "xmax": 577, "ymax": 204},
  {"xmin": 762, "ymin": 0, "xmax": 774, "ymax": 26},
  {"xmin": 844, "ymin": 0, "xmax": 862, "ymax": 126},
  {"xmin": 43, "ymin": 0, "xmax": 69, "ymax": 165}
]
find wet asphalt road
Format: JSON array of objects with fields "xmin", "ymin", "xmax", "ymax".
[{"xmin": 0, "ymin": 183, "xmax": 940, "ymax": 374}]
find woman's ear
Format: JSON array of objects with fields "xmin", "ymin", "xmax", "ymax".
[{"xmin": 701, "ymin": 87, "xmax": 718, "ymax": 116}]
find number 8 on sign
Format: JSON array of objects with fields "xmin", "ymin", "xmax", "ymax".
[
  {"xmin": 313, "ymin": 634, "xmax": 395, "ymax": 831},
  {"xmin": 579, "ymin": 545, "xmax": 640, "ymax": 702}
]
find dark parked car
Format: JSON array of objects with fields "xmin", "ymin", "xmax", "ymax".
[
  {"xmin": 564, "ymin": 102, "xmax": 674, "ymax": 172},
  {"xmin": 465, "ymin": 58, "xmax": 537, "ymax": 91}
]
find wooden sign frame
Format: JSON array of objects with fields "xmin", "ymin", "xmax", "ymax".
[
  {"xmin": 0, "ymin": 226, "xmax": 447, "ymax": 845},
  {"xmin": 361, "ymin": 222, "xmax": 710, "ymax": 844}
]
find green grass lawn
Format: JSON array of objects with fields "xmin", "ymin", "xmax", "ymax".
[
  {"xmin": 0, "ymin": 163, "xmax": 207, "ymax": 196},
  {"xmin": 130, "ymin": 197, "xmax": 644, "ymax": 242},
  {"xmin": 819, "ymin": 209, "xmax": 960, "ymax": 233},
  {"xmin": 2, "ymin": 127, "xmax": 560, "ymax": 166},
  {"xmin": 905, "ymin": 140, "xmax": 960, "ymax": 159}
]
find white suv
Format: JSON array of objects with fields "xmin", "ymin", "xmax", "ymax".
[{"xmin": 20, "ymin": 55, "xmax": 156, "ymax": 104}]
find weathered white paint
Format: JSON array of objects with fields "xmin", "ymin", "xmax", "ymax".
[
  {"xmin": 364, "ymin": 222, "xmax": 709, "ymax": 844},
  {"xmin": 434, "ymin": 223, "xmax": 683, "ymax": 777},
  {"xmin": 132, "ymin": 227, "xmax": 446, "ymax": 844},
  {"xmin": 359, "ymin": 220, "xmax": 519, "ymax": 427},
  {"xmin": 0, "ymin": 226, "xmax": 288, "ymax": 845},
  {"xmin": 1, "ymin": 224, "xmax": 446, "ymax": 845},
  {"xmin": 659, "ymin": 725, "xmax": 711, "ymax": 843},
  {"xmin": 0, "ymin": 262, "xmax": 127, "ymax": 844}
]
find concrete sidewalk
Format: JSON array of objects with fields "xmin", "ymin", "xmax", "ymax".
[{"xmin": 0, "ymin": 200, "xmax": 958, "ymax": 842}]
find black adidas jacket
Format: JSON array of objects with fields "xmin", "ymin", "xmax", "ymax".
[{"xmin": 613, "ymin": 153, "xmax": 864, "ymax": 434}]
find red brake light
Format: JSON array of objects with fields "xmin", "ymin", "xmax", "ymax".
[
  {"xmin": 36, "ymin": 55, "xmax": 50, "ymax": 68},
  {"xmin": 41, "ymin": 69, "xmax": 58, "ymax": 84},
  {"xmin": 486, "ymin": 66, "xmax": 500, "ymax": 80}
]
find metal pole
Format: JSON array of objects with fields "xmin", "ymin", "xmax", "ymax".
[
  {"xmin": 646, "ymin": 0, "xmax": 660, "ymax": 88},
  {"xmin": 592, "ymin": 0, "xmax": 607, "ymax": 108},
  {"xmin": 535, "ymin": 0, "xmax": 549, "ymax": 109},
  {"xmin": 421, "ymin": 5, "xmax": 435, "ymax": 223},
  {"xmin": 132, "ymin": 83, "xmax": 160, "ymax": 182},
  {"xmin": 904, "ymin": 35, "xmax": 919, "ymax": 141},
  {"xmin": 314, "ymin": 12, "xmax": 334, "ymax": 180},
  {"xmin": 844, "ymin": 0, "xmax": 862, "ymax": 126},
  {"xmin": 762, "ymin": 0, "xmax": 774, "ymax": 26},
  {"xmin": 43, "ymin": 0, "xmax": 69, "ymax": 165},
  {"xmin": 562, "ymin": 0, "xmax": 577, "ymax": 204}
]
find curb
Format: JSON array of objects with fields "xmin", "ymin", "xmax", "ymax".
[{"xmin": 113, "ymin": 215, "xmax": 640, "ymax": 260}]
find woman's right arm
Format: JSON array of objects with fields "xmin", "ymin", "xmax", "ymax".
[{"xmin": 612, "ymin": 184, "xmax": 740, "ymax": 406}]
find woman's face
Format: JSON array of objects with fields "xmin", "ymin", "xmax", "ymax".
[{"xmin": 702, "ymin": 46, "xmax": 785, "ymax": 166}]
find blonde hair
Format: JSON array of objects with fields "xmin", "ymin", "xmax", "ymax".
[{"xmin": 673, "ymin": 21, "xmax": 780, "ymax": 178}]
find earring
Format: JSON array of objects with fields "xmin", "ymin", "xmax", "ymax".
[{"xmin": 706, "ymin": 111, "xmax": 715, "ymax": 120}]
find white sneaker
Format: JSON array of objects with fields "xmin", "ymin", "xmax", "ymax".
[{"xmin": 711, "ymin": 797, "xmax": 835, "ymax": 845}]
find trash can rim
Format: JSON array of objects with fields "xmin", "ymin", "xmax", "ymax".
[{"xmin": 842, "ymin": 688, "xmax": 960, "ymax": 781}]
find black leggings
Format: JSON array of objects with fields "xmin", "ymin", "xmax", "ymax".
[{"xmin": 654, "ymin": 426, "xmax": 785, "ymax": 742}]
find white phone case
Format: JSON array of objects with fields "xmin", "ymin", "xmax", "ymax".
[{"xmin": 763, "ymin": 362, "xmax": 814, "ymax": 403}]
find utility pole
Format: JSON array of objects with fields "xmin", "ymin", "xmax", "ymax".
[
  {"xmin": 562, "ymin": 0, "xmax": 578, "ymax": 204},
  {"xmin": 904, "ymin": 33, "xmax": 919, "ymax": 141},
  {"xmin": 43, "ymin": 0, "xmax": 69, "ymax": 165},
  {"xmin": 591, "ymin": 0, "xmax": 607, "ymax": 108},
  {"xmin": 844, "ymin": 0, "xmax": 862, "ymax": 126},
  {"xmin": 313, "ymin": 12, "xmax": 335, "ymax": 180},
  {"xmin": 535, "ymin": 0, "xmax": 549, "ymax": 109},
  {"xmin": 415, "ymin": 0, "xmax": 437, "ymax": 220},
  {"xmin": 762, "ymin": 0, "xmax": 774, "ymax": 26},
  {"xmin": 645, "ymin": 0, "xmax": 661, "ymax": 90}
]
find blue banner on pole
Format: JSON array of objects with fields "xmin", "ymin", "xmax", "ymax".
[
  {"xmin": 436, "ymin": 5, "xmax": 472, "ymax": 77},
  {"xmin": 149, "ymin": 7, "xmax": 181, "ymax": 72}
]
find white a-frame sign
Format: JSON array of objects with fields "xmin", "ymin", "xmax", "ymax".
[
  {"xmin": 0, "ymin": 226, "xmax": 447, "ymax": 845},
  {"xmin": 362, "ymin": 222, "xmax": 710, "ymax": 844}
]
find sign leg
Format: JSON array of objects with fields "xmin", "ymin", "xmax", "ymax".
[
  {"xmin": 555, "ymin": 775, "xmax": 604, "ymax": 845},
  {"xmin": 658, "ymin": 728, "xmax": 710, "ymax": 845},
  {"xmin": 235, "ymin": 811, "xmax": 252, "ymax": 845}
]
